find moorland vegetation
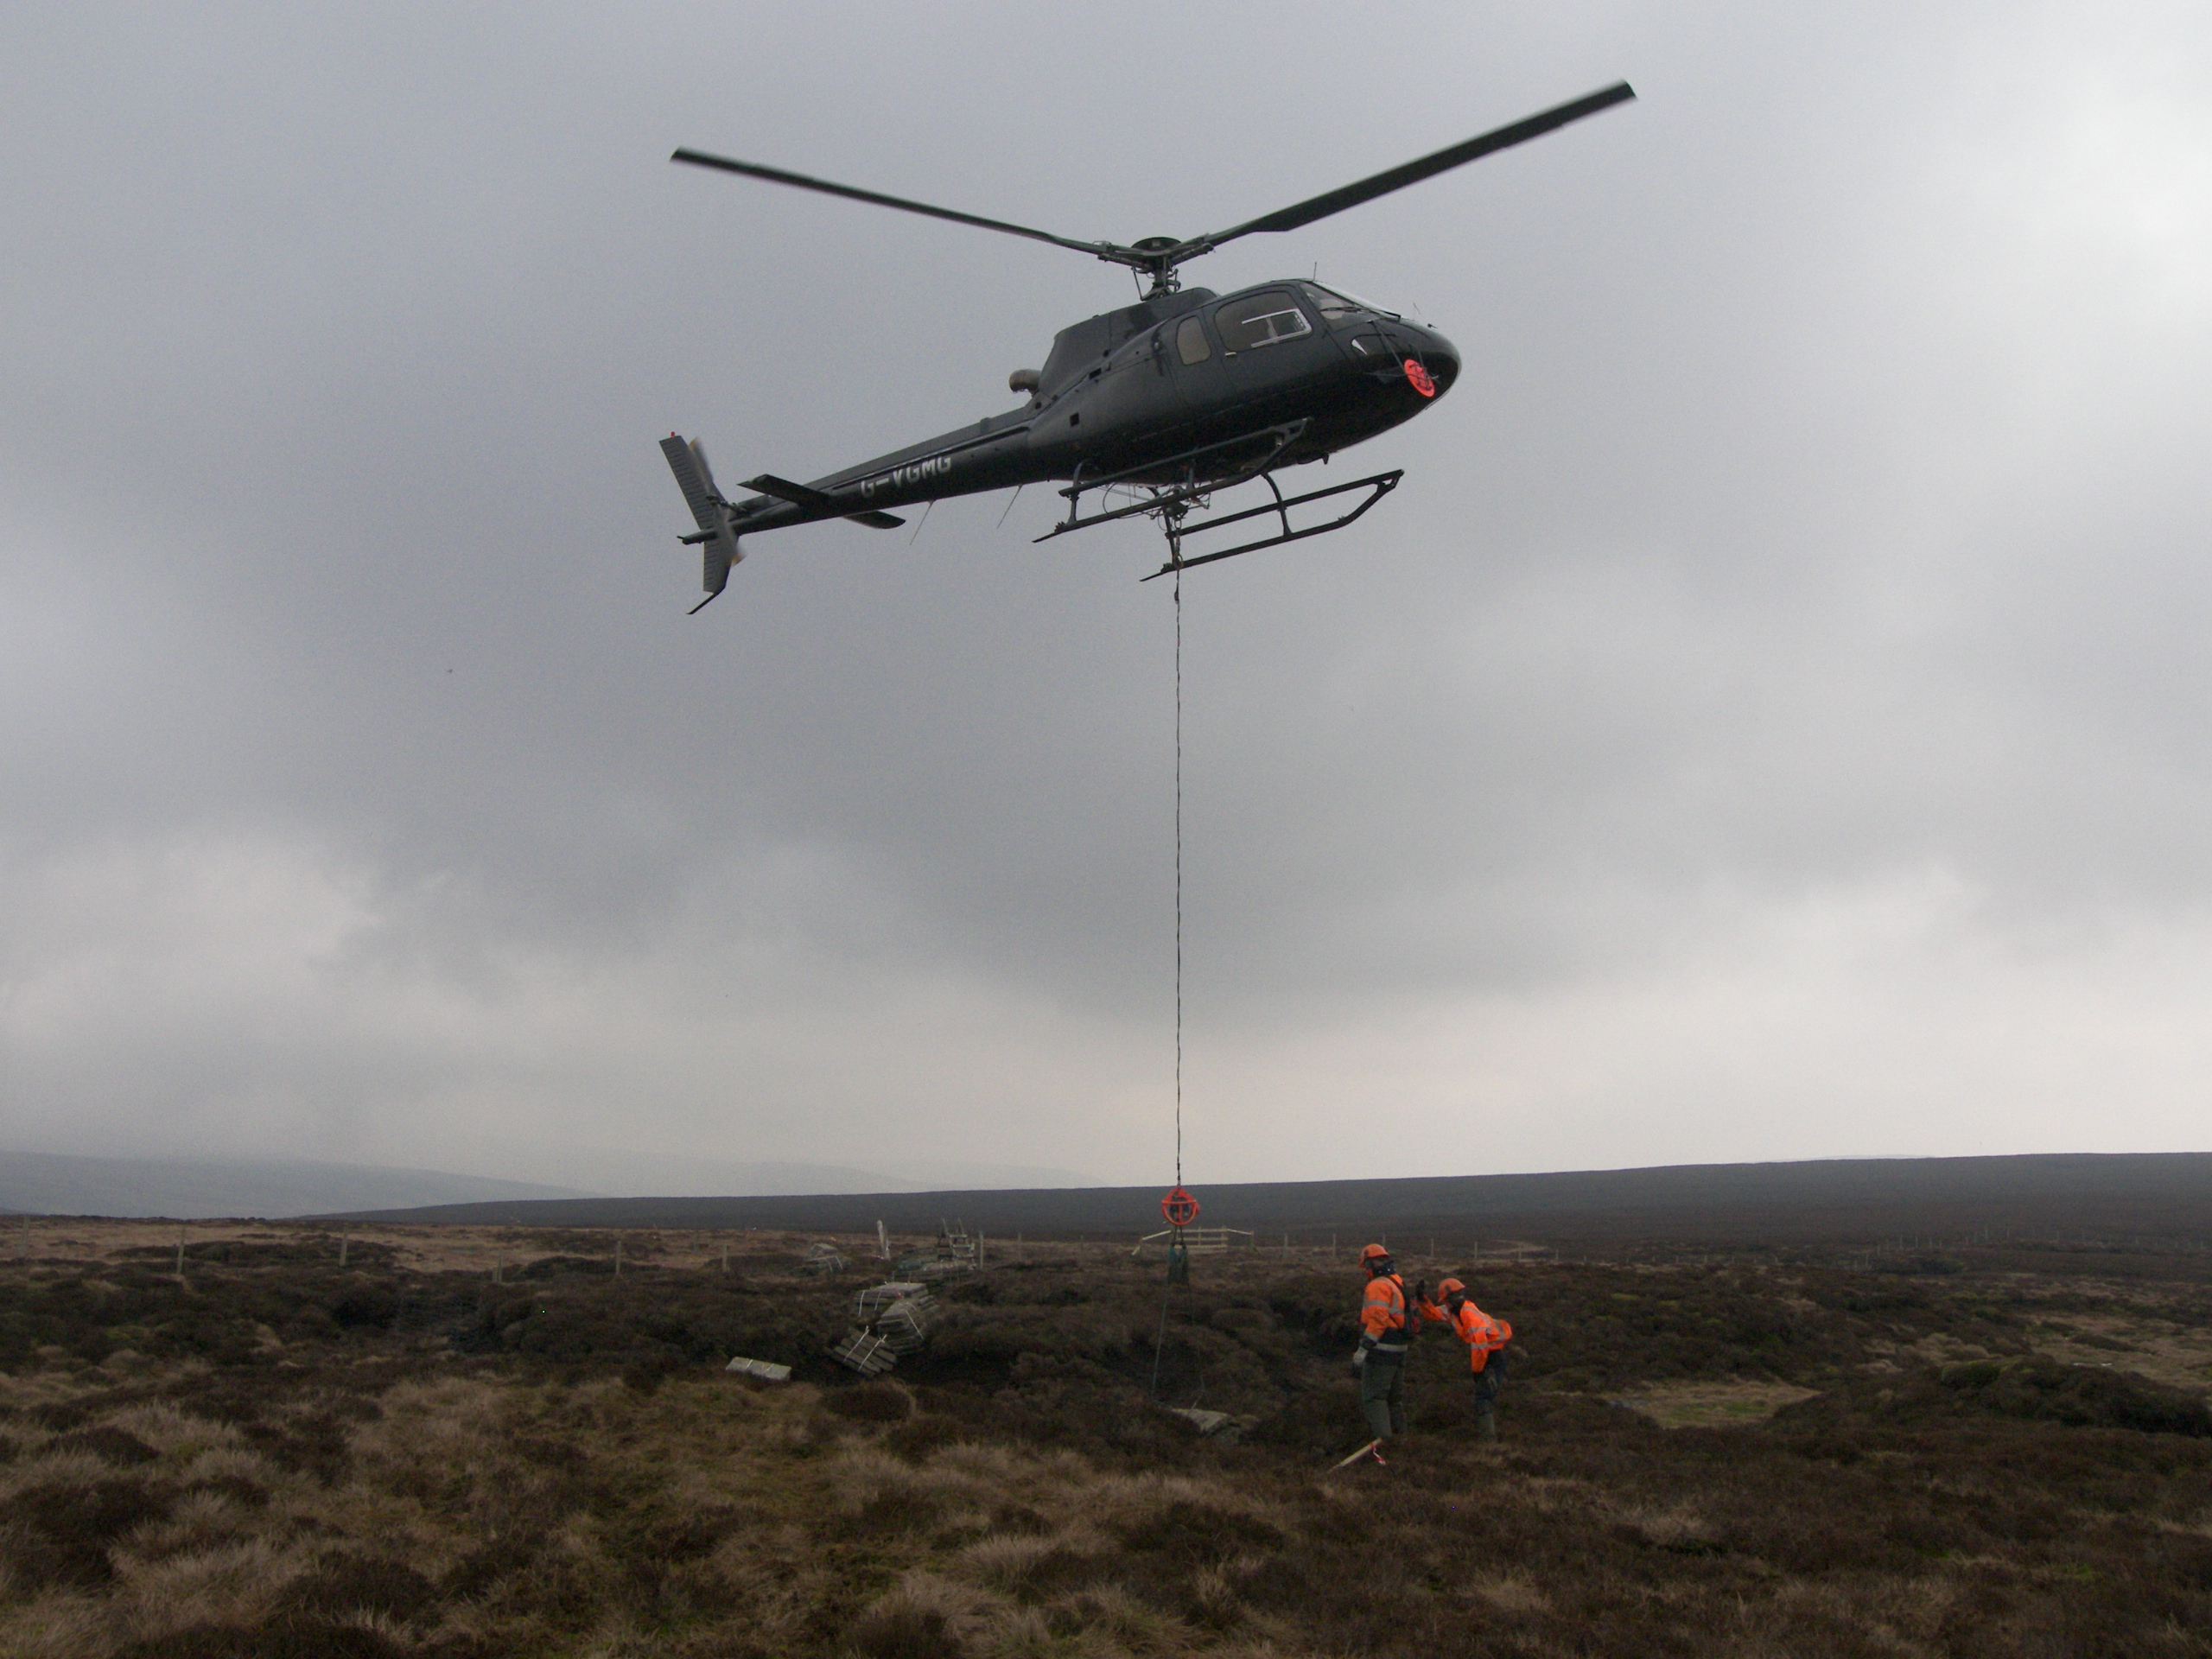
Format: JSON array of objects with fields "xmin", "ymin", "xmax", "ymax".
[{"xmin": 3, "ymin": 1220, "xmax": 2211, "ymax": 1656}]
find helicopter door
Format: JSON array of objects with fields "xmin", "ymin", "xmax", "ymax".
[
  {"xmin": 1211, "ymin": 289, "xmax": 1329, "ymax": 417},
  {"xmin": 1163, "ymin": 310, "xmax": 1239, "ymax": 436}
]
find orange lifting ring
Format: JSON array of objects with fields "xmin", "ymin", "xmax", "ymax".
[
  {"xmin": 1402, "ymin": 358, "xmax": 1437, "ymax": 398},
  {"xmin": 1160, "ymin": 1185, "xmax": 1199, "ymax": 1228}
]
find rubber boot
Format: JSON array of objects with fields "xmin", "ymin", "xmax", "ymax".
[{"xmin": 1475, "ymin": 1410, "xmax": 1497, "ymax": 1443}]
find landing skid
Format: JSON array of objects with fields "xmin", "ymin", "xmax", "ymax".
[
  {"xmin": 1028, "ymin": 418, "xmax": 1402, "ymax": 579},
  {"xmin": 1139, "ymin": 468, "xmax": 1402, "ymax": 580},
  {"xmin": 1035, "ymin": 422, "xmax": 1313, "ymax": 543}
]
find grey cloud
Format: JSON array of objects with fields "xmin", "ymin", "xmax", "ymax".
[{"xmin": 4, "ymin": 2, "xmax": 2210, "ymax": 1189}]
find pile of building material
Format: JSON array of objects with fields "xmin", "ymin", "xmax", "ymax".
[
  {"xmin": 828, "ymin": 1327, "xmax": 895, "ymax": 1376},
  {"xmin": 1171, "ymin": 1407, "xmax": 1235, "ymax": 1436},
  {"xmin": 830, "ymin": 1281, "xmax": 944, "ymax": 1375},
  {"xmin": 724, "ymin": 1357, "xmax": 792, "ymax": 1382},
  {"xmin": 892, "ymin": 1220, "xmax": 979, "ymax": 1277},
  {"xmin": 800, "ymin": 1240, "xmax": 848, "ymax": 1275}
]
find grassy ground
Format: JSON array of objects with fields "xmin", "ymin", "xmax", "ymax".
[{"xmin": 3, "ymin": 1220, "xmax": 2211, "ymax": 1656}]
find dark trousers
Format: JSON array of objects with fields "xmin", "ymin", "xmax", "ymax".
[
  {"xmin": 1360, "ymin": 1351, "xmax": 1407, "ymax": 1440},
  {"xmin": 1471, "ymin": 1356, "xmax": 1507, "ymax": 1439}
]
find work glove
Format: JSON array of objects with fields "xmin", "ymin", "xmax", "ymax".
[{"xmin": 1350, "ymin": 1346, "xmax": 1368, "ymax": 1376}]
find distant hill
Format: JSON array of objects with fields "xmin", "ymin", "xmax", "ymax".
[
  {"xmin": 0, "ymin": 1154, "xmax": 588, "ymax": 1220},
  {"xmin": 320, "ymin": 1152, "xmax": 2212, "ymax": 1245}
]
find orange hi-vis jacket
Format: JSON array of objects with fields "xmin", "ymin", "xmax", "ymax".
[
  {"xmin": 1359, "ymin": 1272, "xmax": 1415, "ymax": 1352},
  {"xmin": 1421, "ymin": 1296, "xmax": 1512, "ymax": 1373}
]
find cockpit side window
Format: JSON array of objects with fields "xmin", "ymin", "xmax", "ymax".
[
  {"xmin": 1213, "ymin": 292, "xmax": 1314, "ymax": 353},
  {"xmin": 1176, "ymin": 315, "xmax": 1211, "ymax": 365}
]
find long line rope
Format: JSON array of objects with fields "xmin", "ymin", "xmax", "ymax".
[{"xmin": 1152, "ymin": 562, "xmax": 1186, "ymax": 1402}]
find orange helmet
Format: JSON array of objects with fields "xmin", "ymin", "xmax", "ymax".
[
  {"xmin": 1437, "ymin": 1278, "xmax": 1466, "ymax": 1299},
  {"xmin": 1360, "ymin": 1243, "xmax": 1392, "ymax": 1265}
]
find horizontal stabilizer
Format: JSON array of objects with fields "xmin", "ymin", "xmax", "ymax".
[
  {"xmin": 746, "ymin": 472, "xmax": 906, "ymax": 529},
  {"xmin": 744, "ymin": 472, "xmax": 835, "ymax": 511}
]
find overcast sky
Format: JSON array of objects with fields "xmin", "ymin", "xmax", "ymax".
[{"xmin": 3, "ymin": 2, "xmax": 2209, "ymax": 1195}]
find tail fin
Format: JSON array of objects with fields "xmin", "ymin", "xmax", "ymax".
[{"xmin": 660, "ymin": 435, "xmax": 742, "ymax": 612}]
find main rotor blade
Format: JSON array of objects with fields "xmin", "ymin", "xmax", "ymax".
[
  {"xmin": 1194, "ymin": 81, "xmax": 1636, "ymax": 251},
  {"xmin": 671, "ymin": 148, "xmax": 1109, "ymax": 260}
]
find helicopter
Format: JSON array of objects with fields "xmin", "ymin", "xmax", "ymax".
[{"xmin": 660, "ymin": 81, "xmax": 1633, "ymax": 611}]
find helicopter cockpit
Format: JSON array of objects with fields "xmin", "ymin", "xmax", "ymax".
[
  {"xmin": 1298, "ymin": 283, "xmax": 1398, "ymax": 326},
  {"xmin": 1212, "ymin": 292, "xmax": 1313, "ymax": 352}
]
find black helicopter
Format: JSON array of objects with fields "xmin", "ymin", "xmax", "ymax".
[{"xmin": 661, "ymin": 81, "xmax": 1633, "ymax": 611}]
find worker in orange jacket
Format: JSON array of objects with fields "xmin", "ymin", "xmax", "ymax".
[
  {"xmin": 1419, "ymin": 1276, "xmax": 1513, "ymax": 1440},
  {"xmin": 1351, "ymin": 1243, "xmax": 1422, "ymax": 1453}
]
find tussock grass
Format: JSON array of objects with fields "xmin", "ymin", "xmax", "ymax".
[{"xmin": 6, "ymin": 1224, "xmax": 2212, "ymax": 1655}]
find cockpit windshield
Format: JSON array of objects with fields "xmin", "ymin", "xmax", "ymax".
[{"xmin": 1300, "ymin": 283, "xmax": 1399, "ymax": 325}]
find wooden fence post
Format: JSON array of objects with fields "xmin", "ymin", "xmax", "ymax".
[{"xmin": 615, "ymin": 1239, "xmax": 623, "ymax": 1278}]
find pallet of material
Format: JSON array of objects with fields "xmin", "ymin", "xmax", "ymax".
[
  {"xmin": 724, "ymin": 1357, "xmax": 792, "ymax": 1382},
  {"xmin": 830, "ymin": 1327, "xmax": 896, "ymax": 1376},
  {"xmin": 875, "ymin": 1300, "xmax": 939, "ymax": 1355},
  {"xmin": 855, "ymin": 1282, "xmax": 932, "ymax": 1315}
]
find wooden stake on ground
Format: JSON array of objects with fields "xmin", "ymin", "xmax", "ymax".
[
  {"xmin": 175, "ymin": 1224, "xmax": 187, "ymax": 1284},
  {"xmin": 339, "ymin": 1228, "xmax": 348, "ymax": 1268},
  {"xmin": 1330, "ymin": 1440, "xmax": 1383, "ymax": 1471},
  {"xmin": 614, "ymin": 1239, "xmax": 623, "ymax": 1277}
]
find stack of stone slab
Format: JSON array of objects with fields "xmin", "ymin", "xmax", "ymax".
[
  {"xmin": 867, "ymin": 1285, "xmax": 942, "ymax": 1356},
  {"xmin": 724, "ymin": 1357, "xmax": 792, "ymax": 1382},
  {"xmin": 828, "ymin": 1327, "xmax": 895, "ymax": 1376},
  {"xmin": 830, "ymin": 1281, "xmax": 943, "ymax": 1375}
]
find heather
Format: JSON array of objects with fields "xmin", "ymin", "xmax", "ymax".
[{"xmin": 3, "ymin": 1219, "xmax": 2209, "ymax": 1656}]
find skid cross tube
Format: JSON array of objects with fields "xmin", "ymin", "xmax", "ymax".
[
  {"xmin": 1141, "ymin": 468, "xmax": 1403, "ymax": 580},
  {"xmin": 1036, "ymin": 422, "xmax": 1312, "ymax": 542}
]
